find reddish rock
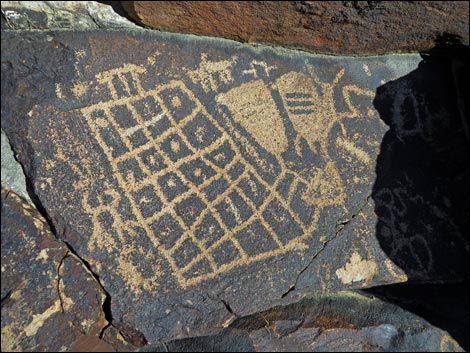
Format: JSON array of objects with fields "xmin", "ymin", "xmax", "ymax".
[
  {"xmin": 69, "ymin": 335, "xmax": 116, "ymax": 352},
  {"xmin": 121, "ymin": 1, "xmax": 469, "ymax": 55}
]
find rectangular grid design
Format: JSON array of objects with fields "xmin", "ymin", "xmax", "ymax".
[{"xmin": 79, "ymin": 69, "xmax": 313, "ymax": 287}]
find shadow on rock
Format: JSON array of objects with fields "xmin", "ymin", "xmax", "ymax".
[{"xmin": 369, "ymin": 37, "xmax": 469, "ymax": 349}]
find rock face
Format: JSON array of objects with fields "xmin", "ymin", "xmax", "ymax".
[
  {"xmin": 1, "ymin": 188, "xmax": 110, "ymax": 352},
  {"xmin": 121, "ymin": 1, "xmax": 469, "ymax": 55},
  {"xmin": 1, "ymin": 29, "xmax": 468, "ymax": 344},
  {"xmin": 144, "ymin": 292, "xmax": 464, "ymax": 352},
  {"xmin": 1, "ymin": 1, "xmax": 137, "ymax": 30},
  {"xmin": 1, "ymin": 129, "xmax": 31, "ymax": 203}
]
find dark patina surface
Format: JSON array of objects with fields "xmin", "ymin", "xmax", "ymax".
[
  {"xmin": 1, "ymin": 29, "xmax": 467, "ymax": 344},
  {"xmin": 1, "ymin": 188, "xmax": 110, "ymax": 352}
]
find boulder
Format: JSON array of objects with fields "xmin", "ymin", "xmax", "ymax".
[
  {"xmin": 121, "ymin": 1, "xmax": 469, "ymax": 55},
  {"xmin": 145, "ymin": 291, "xmax": 464, "ymax": 352},
  {"xmin": 1, "ymin": 29, "xmax": 467, "ymax": 344}
]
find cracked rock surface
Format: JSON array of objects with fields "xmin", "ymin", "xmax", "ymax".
[
  {"xmin": 1, "ymin": 28, "xmax": 468, "ymax": 346},
  {"xmin": 0, "ymin": 188, "xmax": 111, "ymax": 352}
]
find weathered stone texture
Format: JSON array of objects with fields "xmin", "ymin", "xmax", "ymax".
[
  {"xmin": 1, "ymin": 129, "xmax": 31, "ymax": 203},
  {"xmin": 1, "ymin": 29, "xmax": 467, "ymax": 344},
  {"xmin": 1, "ymin": 188, "xmax": 109, "ymax": 351},
  {"xmin": 144, "ymin": 292, "xmax": 464, "ymax": 352},
  {"xmin": 121, "ymin": 1, "xmax": 469, "ymax": 55},
  {"xmin": 1, "ymin": 1, "xmax": 137, "ymax": 30}
]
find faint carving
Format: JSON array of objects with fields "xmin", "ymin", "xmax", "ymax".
[{"xmin": 186, "ymin": 53, "xmax": 237, "ymax": 92}]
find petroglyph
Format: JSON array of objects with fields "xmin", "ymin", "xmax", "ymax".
[
  {"xmin": 51, "ymin": 53, "xmax": 379, "ymax": 290},
  {"xmin": 335, "ymin": 252, "xmax": 378, "ymax": 285},
  {"xmin": 216, "ymin": 80, "xmax": 288, "ymax": 155},
  {"xmin": 3, "ymin": 30, "xmax": 467, "ymax": 344},
  {"xmin": 186, "ymin": 53, "xmax": 237, "ymax": 93}
]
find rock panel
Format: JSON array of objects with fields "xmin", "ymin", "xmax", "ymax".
[{"xmin": 1, "ymin": 30, "xmax": 467, "ymax": 344}]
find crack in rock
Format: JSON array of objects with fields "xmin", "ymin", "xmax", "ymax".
[
  {"xmin": 281, "ymin": 196, "xmax": 371, "ymax": 298},
  {"xmin": 56, "ymin": 251, "xmax": 69, "ymax": 313}
]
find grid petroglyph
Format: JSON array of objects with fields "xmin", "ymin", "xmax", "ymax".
[{"xmin": 68, "ymin": 57, "xmax": 375, "ymax": 289}]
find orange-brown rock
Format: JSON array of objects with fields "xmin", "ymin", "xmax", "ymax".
[{"xmin": 121, "ymin": 1, "xmax": 469, "ymax": 55}]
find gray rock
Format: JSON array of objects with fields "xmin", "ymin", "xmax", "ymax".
[
  {"xmin": 1, "ymin": 1, "xmax": 138, "ymax": 29},
  {"xmin": 1, "ymin": 129, "xmax": 31, "ymax": 203},
  {"xmin": 361, "ymin": 324, "xmax": 399, "ymax": 350}
]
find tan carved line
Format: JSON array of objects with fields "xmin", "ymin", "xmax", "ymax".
[
  {"xmin": 80, "ymin": 109, "xmax": 187, "ymax": 285},
  {"xmin": 232, "ymin": 184, "xmax": 284, "ymax": 248},
  {"xmin": 129, "ymin": 71, "xmax": 146, "ymax": 96},
  {"xmin": 123, "ymin": 111, "xmax": 166, "ymax": 137},
  {"xmin": 178, "ymin": 167, "xmax": 288, "ymax": 275},
  {"xmin": 123, "ymin": 85, "xmax": 221, "ymax": 273},
  {"xmin": 287, "ymin": 177, "xmax": 299, "ymax": 205},
  {"xmin": 165, "ymin": 155, "xmax": 244, "ymax": 257},
  {"xmin": 181, "ymin": 237, "xmax": 309, "ymax": 287},
  {"xmin": 194, "ymin": 136, "xmax": 284, "ymax": 249},
  {"xmin": 142, "ymin": 152, "xmax": 239, "ymax": 230}
]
